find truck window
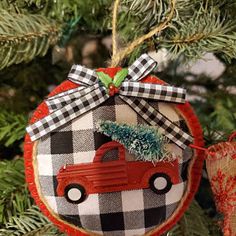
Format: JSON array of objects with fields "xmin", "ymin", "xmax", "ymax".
[{"xmin": 102, "ymin": 148, "xmax": 119, "ymax": 162}]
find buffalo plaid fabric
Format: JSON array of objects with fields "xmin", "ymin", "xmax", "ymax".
[{"xmin": 36, "ymin": 96, "xmax": 193, "ymax": 236}]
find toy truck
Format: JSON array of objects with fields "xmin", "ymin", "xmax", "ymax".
[{"xmin": 56, "ymin": 141, "xmax": 180, "ymax": 204}]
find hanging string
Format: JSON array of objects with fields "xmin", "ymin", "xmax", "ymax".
[
  {"xmin": 110, "ymin": 0, "xmax": 176, "ymax": 67},
  {"xmin": 112, "ymin": 0, "xmax": 120, "ymax": 57}
]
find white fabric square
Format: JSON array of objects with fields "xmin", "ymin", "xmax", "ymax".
[
  {"xmin": 78, "ymin": 194, "xmax": 100, "ymax": 215},
  {"xmin": 165, "ymin": 182, "xmax": 185, "ymax": 205},
  {"xmin": 37, "ymin": 154, "xmax": 53, "ymax": 176},
  {"xmin": 116, "ymin": 105, "xmax": 137, "ymax": 124},
  {"xmin": 166, "ymin": 143, "xmax": 183, "ymax": 162},
  {"xmin": 72, "ymin": 111, "xmax": 94, "ymax": 130},
  {"xmin": 158, "ymin": 102, "xmax": 180, "ymax": 122},
  {"xmin": 122, "ymin": 189, "xmax": 144, "ymax": 212},
  {"xmin": 73, "ymin": 151, "xmax": 96, "ymax": 164},
  {"xmin": 125, "ymin": 228, "xmax": 146, "ymax": 236},
  {"xmin": 45, "ymin": 196, "xmax": 58, "ymax": 213}
]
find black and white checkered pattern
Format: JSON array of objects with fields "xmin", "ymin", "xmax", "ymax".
[
  {"xmin": 126, "ymin": 53, "xmax": 157, "ymax": 81},
  {"xmin": 36, "ymin": 96, "xmax": 193, "ymax": 236},
  {"xmin": 27, "ymin": 85, "xmax": 109, "ymax": 141},
  {"xmin": 68, "ymin": 64, "xmax": 98, "ymax": 85},
  {"xmin": 120, "ymin": 96, "xmax": 193, "ymax": 150},
  {"xmin": 120, "ymin": 81, "xmax": 186, "ymax": 103}
]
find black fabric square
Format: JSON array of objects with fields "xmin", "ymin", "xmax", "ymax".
[
  {"xmin": 51, "ymin": 131, "xmax": 73, "ymax": 154},
  {"xmin": 52, "ymin": 117, "xmax": 60, "ymax": 123},
  {"xmin": 134, "ymin": 67, "xmax": 139, "ymax": 73},
  {"xmin": 72, "ymin": 106, "xmax": 79, "ymax": 113},
  {"xmin": 158, "ymin": 119, "xmax": 165, "ymax": 126},
  {"xmin": 51, "ymin": 104, "xmax": 57, "ymax": 109},
  {"xmin": 149, "ymin": 113, "xmax": 156, "ymax": 120},
  {"xmin": 93, "ymin": 132, "xmax": 112, "ymax": 150},
  {"xmin": 150, "ymin": 89, "xmax": 156, "ymax": 95},
  {"xmin": 179, "ymin": 120, "xmax": 189, "ymax": 132},
  {"xmin": 83, "ymin": 100, "xmax": 89, "ymax": 107},
  {"xmin": 172, "ymin": 91, "xmax": 178, "ymax": 98},
  {"xmin": 33, "ymin": 127, "xmax": 39, "ymax": 134},
  {"xmin": 181, "ymin": 160, "xmax": 190, "ymax": 181},
  {"xmin": 64, "ymin": 111, "xmax": 70, "ymax": 118},
  {"xmin": 43, "ymin": 122, "xmax": 49, "ymax": 129},
  {"xmin": 61, "ymin": 101, "xmax": 67, "ymax": 106},
  {"xmin": 134, "ymin": 99, "xmax": 141, "ymax": 106},
  {"xmin": 60, "ymin": 214, "xmax": 82, "ymax": 227},
  {"xmin": 166, "ymin": 127, "xmax": 173, "ymax": 133},
  {"xmin": 175, "ymin": 133, "xmax": 182, "ymax": 139},
  {"xmin": 161, "ymin": 90, "xmax": 167, "ymax": 96},
  {"xmin": 141, "ymin": 58, "xmax": 147, "ymax": 65},
  {"xmin": 100, "ymin": 97, "xmax": 116, "ymax": 106},
  {"xmin": 144, "ymin": 206, "xmax": 166, "ymax": 228},
  {"xmin": 80, "ymin": 71, "xmax": 86, "ymax": 77},
  {"xmin": 141, "ymin": 106, "xmax": 148, "ymax": 113},
  {"xmin": 53, "ymin": 175, "xmax": 58, "ymax": 195},
  {"xmin": 100, "ymin": 212, "xmax": 125, "ymax": 231},
  {"xmin": 139, "ymin": 87, "xmax": 145, "ymax": 93},
  {"xmin": 93, "ymin": 94, "xmax": 99, "ymax": 101}
]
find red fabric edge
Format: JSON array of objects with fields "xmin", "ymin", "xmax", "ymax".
[{"xmin": 24, "ymin": 73, "xmax": 205, "ymax": 236}]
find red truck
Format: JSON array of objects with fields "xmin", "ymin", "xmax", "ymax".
[{"xmin": 56, "ymin": 141, "xmax": 180, "ymax": 204}]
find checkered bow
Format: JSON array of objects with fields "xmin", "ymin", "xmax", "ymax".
[{"xmin": 26, "ymin": 54, "xmax": 193, "ymax": 149}]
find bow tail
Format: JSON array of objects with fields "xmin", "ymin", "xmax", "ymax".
[
  {"xmin": 26, "ymin": 87, "xmax": 109, "ymax": 141},
  {"xmin": 119, "ymin": 96, "xmax": 193, "ymax": 149},
  {"xmin": 120, "ymin": 82, "xmax": 186, "ymax": 104}
]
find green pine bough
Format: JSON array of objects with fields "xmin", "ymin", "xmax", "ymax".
[
  {"xmin": 0, "ymin": 110, "xmax": 27, "ymax": 147},
  {"xmin": 0, "ymin": 9, "xmax": 60, "ymax": 69},
  {"xmin": 97, "ymin": 120, "xmax": 172, "ymax": 162},
  {"xmin": 0, "ymin": 159, "xmax": 64, "ymax": 236}
]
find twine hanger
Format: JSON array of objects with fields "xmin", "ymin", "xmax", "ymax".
[{"xmin": 110, "ymin": 0, "xmax": 176, "ymax": 67}]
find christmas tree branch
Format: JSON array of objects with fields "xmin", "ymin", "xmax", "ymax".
[
  {"xmin": 0, "ymin": 9, "xmax": 60, "ymax": 69},
  {"xmin": 0, "ymin": 159, "xmax": 30, "ymax": 226},
  {"xmin": 168, "ymin": 200, "xmax": 221, "ymax": 236},
  {"xmin": 0, "ymin": 159, "xmax": 63, "ymax": 235},
  {"xmin": 0, "ymin": 110, "xmax": 27, "ymax": 147},
  {"xmin": 159, "ymin": 4, "xmax": 236, "ymax": 61},
  {"xmin": 0, "ymin": 205, "xmax": 63, "ymax": 236}
]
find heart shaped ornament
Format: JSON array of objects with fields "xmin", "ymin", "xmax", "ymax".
[{"xmin": 24, "ymin": 54, "xmax": 205, "ymax": 236}]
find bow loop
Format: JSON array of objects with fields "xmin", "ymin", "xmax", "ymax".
[
  {"xmin": 126, "ymin": 53, "xmax": 157, "ymax": 81},
  {"xmin": 68, "ymin": 65, "xmax": 98, "ymax": 85}
]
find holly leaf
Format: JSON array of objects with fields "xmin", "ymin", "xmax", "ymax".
[
  {"xmin": 113, "ymin": 68, "xmax": 128, "ymax": 87},
  {"xmin": 97, "ymin": 71, "xmax": 112, "ymax": 88}
]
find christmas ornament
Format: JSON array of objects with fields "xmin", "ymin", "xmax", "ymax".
[
  {"xmin": 206, "ymin": 132, "xmax": 236, "ymax": 236},
  {"xmin": 24, "ymin": 53, "xmax": 205, "ymax": 236},
  {"xmin": 23, "ymin": 1, "xmax": 205, "ymax": 235}
]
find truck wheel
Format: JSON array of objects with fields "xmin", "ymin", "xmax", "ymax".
[
  {"xmin": 149, "ymin": 173, "xmax": 172, "ymax": 194},
  {"xmin": 65, "ymin": 184, "xmax": 86, "ymax": 204}
]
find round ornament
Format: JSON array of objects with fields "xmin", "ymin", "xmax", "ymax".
[{"xmin": 24, "ymin": 54, "xmax": 205, "ymax": 235}]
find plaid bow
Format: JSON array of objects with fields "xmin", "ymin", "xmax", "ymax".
[{"xmin": 26, "ymin": 54, "xmax": 193, "ymax": 149}]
